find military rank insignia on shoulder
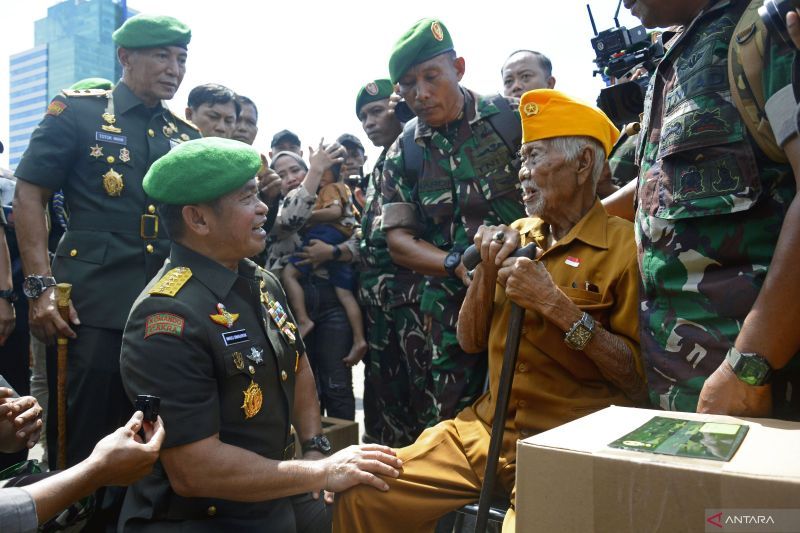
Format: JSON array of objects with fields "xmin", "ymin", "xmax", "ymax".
[
  {"xmin": 170, "ymin": 112, "xmax": 200, "ymax": 132},
  {"xmin": 149, "ymin": 267, "xmax": 192, "ymax": 297},
  {"xmin": 61, "ymin": 88, "xmax": 110, "ymax": 98}
]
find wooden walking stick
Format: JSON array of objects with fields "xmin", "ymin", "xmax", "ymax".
[
  {"xmin": 55, "ymin": 283, "xmax": 72, "ymax": 470},
  {"xmin": 462, "ymin": 242, "xmax": 537, "ymax": 533}
]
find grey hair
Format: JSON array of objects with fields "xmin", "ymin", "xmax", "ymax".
[{"xmin": 542, "ymin": 136, "xmax": 605, "ymax": 187}]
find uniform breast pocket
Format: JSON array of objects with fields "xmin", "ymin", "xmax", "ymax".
[
  {"xmin": 221, "ymin": 344, "xmax": 265, "ymax": 378},
  {"xmin": 416, "ymin": 176, "xmax": 454, "ymax": 220},
  {"xmin": 54, "ymin": 230, "xmax": 109, "ymax": 265},
  {"xmin": 654, "ymin": 99, "xmax": 761, "ymax": 220},
  {"xmin": 560, "ymin": 285, "xmax": 612, "ymax": 312}
]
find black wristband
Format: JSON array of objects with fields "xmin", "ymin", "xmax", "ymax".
[{"xmin": 332, "ymin": 245, "xmax": 342, "ymax": 260}]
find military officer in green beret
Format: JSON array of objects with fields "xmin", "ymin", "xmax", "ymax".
[
  {"xmin": 380, "ymin": 19, "xmax": 526, "ymax": 424},
  {"xmin": 118, "ymin": 137, "xmax": 402, "ymax": 532},
  {"xmin": 12, "ymin": 13, "xmax": 200, "ymax": 478}
]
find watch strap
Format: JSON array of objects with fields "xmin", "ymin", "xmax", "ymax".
[{"xmin": 0, "ymin": 289, "xmax": 16, "ymax": 303}]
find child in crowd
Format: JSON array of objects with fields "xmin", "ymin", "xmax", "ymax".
[{"xmin": 281, "ymin": 159, "xmax": 367, "ymax": 366}]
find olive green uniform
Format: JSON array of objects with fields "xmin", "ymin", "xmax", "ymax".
[
  {"xmin": 13, "ymin": 81, "xmax": 200, "ymax": 467},
  {"xmin": 118, "ymin": 243, "xmax": 326, "ymax": 531}
]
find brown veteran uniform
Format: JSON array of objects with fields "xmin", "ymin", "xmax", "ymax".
[{"xmin": 334, "ymin": 92, "xmax": 642, "ymax": 533}]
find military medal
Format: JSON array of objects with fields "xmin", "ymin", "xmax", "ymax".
[
  {"xmin": 210, "ymin": 303, "xmax": 239, "ymax": 328},
  {"xmin": 162, "ymin": 121, "xmax": 178, "ymax": 138},
  {"xmin": 119, "ymin": 147, "xmax": 130, "ymax": 163},
  {"xmin": 101, "ymin": 112, "xmax": 122, "ymax": 133},
  {"xmin": 102, "ymin": 168, "xmax": 124, "ymax": 196},
  {"xmin": 180, "ymin": 133, "xmax": 190, "ymax": 141},
  {"xmin": 232, "ymin": 351, "xmax": 244, "ymax": 370},
  {"xmin": 241, "ymin": 380, "xmax": 263, "ymax": 419},
  {"xmin": 261, "ymin": 286, "xmax": 299, "ymax": 346},
  {"xmin": 248, "ymin": 346, "xmax": 264, "ymax": 365},
  {"xmin": 89, "ymin": 144, "xmax": 103, "ymax": 158}
]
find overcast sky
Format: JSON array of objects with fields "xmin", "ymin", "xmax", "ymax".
[{"xmin": 0, "ymin": 0, "xmax": 641, "ymax": 170}]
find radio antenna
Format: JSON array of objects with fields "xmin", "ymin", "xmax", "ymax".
[
  {"xmin": 587, "ymin": 4, "xmax": 599, "ymax": 36},
  {"xmin": 613, "ymin": 0, "xmax": 623, "ymax": 28}
]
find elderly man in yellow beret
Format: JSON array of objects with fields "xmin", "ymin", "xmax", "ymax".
[{"xmin": 333, "ymin": 89, "xmax": 647, "ymax": 533}]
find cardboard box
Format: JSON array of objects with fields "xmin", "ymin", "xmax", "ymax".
[
  {"xmin": 516, "ymin": 406, "xmax": 800, "ymax": 532},
  {"xmin": 294, "ymin": 416, "xmax": 359, "ymax": 458}
]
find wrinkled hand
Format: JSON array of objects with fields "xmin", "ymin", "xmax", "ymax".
[
  {"xmin": 0, "ymin": 298, "xmax": 15, "ymax": 346},
  {"xmin": 295, "ymin": 239, "xmax": 336, "ymax": 268},
  {"xmin": 0, "ymin": 389, "xmax": 43, "ymax": 451},
  {"xmin": 787, "ymin": 10, "xmax": 800, "ymax": 50},
  {"xmin": 89, "ymin": 411, "xmax": 165, "ymax": 487},
  {"xmin": 304, "ymin": 451, "xmax": 335, "ymax": 503},
  {"xmin": 28, "ymin": 287, "xmax": 79, "ymax": 345},
  {"xmin": 308, "ymin": 139, "xmax": 345, "ymax": 174},
  {"xmin": 321, "ymin": 444, "xmax": 401, "ymax": 494},
  {"xmin": 497, "ymin": 257, "xmax": 561, "ymax": 313},
  {"xmin": 697, "ymin": 361, "xmax": 772, "ymax": 417},
  {"xmin": 257, "ymin": 156, "xmax": 282, "ymax": 202},
  {"xmin": 472, "ymin": 224, "xmax": 521, "ymax": 276}
]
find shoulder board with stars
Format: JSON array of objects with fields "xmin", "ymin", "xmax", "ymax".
[
  {"xmin": 60, "ymin": 88, "xmax": 110, "ymax": 98},
  {"xmin": 148, "ymin": 267, "xmax": 192, "ymax": 297},
  {"xmin": 169, "ymin": 112, "xmax": 200, "ymax": 132}
]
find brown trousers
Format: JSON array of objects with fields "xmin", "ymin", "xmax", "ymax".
[{"xmin": 333, "ymin": 407, "xmax": 517, "ymax": 532}]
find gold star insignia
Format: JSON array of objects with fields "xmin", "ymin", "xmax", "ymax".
[{"xmin": 90, "ymin": 144, "xmax": 104, "ymax": 158}]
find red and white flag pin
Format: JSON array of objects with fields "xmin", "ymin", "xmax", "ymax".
[{"xmin": 565, "ymin": 256, "xmax": 581, "ymax": 268}]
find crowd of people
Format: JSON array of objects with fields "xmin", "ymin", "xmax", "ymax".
[{"xmin": 0, "ymin": 1, "xmax": 799, "ymax": 531}]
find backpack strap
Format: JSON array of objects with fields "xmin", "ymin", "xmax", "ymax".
[
  {"xmin": 728, "ymin": 0, "xmax": 788, "ymax": 163},
  {"xmin": 484, "ymin": 93, "xmax": 522, "ymax": 155},
  {"xmin": 401, "ymin": 117, "xmax": 423, "ymax": 182}
]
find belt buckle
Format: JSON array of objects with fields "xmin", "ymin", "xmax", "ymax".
[{"xmin": 140, "ymin": 214, "xmax": 159, "ymax": 239}]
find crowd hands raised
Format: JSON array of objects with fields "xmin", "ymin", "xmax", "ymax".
[{"xmin": 0, "ymin": 2, "xmax": 799, "ymax": 531}]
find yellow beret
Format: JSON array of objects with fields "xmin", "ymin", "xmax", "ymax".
[{"xmin": 519, "ymin": 89, "xmax": 620, "ymax": 156}]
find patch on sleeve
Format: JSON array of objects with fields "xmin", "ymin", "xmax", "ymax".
[
  {"xmin": 46, "ymin": 101, "xmax": 67, "ymax": 117},
  {"xmin": 144, "ymin": 313, "xmax": 185, "ymax": 338}
]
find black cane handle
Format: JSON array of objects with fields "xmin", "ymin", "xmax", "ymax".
[{"xmin": 462, "ymin": 241, "xmax": 537, "ymax": 271}]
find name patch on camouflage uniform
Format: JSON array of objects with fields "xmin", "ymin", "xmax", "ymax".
[
  {"xmin": 46, "ymin": 101, "xmax": 67, "ymax": 117},
  {"xmin": 149, "ymin": 267, "xmax": 192, "ymax": 297},
  {"xmin": 144, "ymin": 313, "xmax": 185, "ymax": 338}
]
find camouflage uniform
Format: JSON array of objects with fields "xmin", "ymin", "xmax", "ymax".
[
  {"xmin": 359, "ymin": 150, "xmax": 430, "ymax": 446},
  {"xmin": 381, "ymin": 88, "xmax": 526, "ymax": 422},
  {"xmin": 608, "ymin": 133, "xmax": 639, "ymax": 188},
  {"xmin": 635, "ymin": 0, "xmax": 797, "ymax": 413}
]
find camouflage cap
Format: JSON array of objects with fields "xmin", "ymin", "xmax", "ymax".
[
  {"xmin": 389, "ymin": 18, "xmax": 453, "ymax": 83},
  {"xmin": 355, "ymin": 79, "xmax": 394, "ymax": 117},
  {"xmin": 519, "ymin": 89, "xmax": 620, "ymax": 156},
  {"xmin": 112, "ymin": 14, "xmax": 191, "ymax": 50},
  {"xmin": 143, "ymin": 137, "xmax": 261, "ymax": 204},
  {"xmin": 69, "ymin": 78, "xmax": 114, "ymax": 91}
]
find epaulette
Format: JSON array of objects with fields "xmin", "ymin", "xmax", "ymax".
[
  {"xmin": 149, "ymin": 267, "xmax": 192, "ymax": 297},
  {"xmin": 60, "ymin": 88, "xmax": 110, "ymax": 98},
  {"xmin": 169, "ymin": 112, "xmax": 200, "ymax": 132}
]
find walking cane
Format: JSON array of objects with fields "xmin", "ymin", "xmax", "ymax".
[
  {"xmin": 55, "ymin": 283, "xmax": 72, "ymax": 470},
  {"xmin": 462, "ymin": 242, "xmax": 537, "ymax": 533}
]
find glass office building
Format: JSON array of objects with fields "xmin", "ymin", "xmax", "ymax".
[{"xmin": 8, "ymin": 0, "xmax": 132, "ymax": 170}]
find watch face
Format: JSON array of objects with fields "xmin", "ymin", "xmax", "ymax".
[
  {"xmin": 738, "ymin": 356, "xmax": 769, "ymax": 386},
  {"xmin": 318, "ymin": 436, "xmax": 332, "ymax": 453},
  {"xmin": 444, "ymin": 253, "xmax": 460, "ymax": 270},
  {"xmin": 22, "ymin": 277, "xmax": 43, "ymax": 298},
  {"xmin": 570, "ymin": 324, "xmax": 593, "ymax": 349}
]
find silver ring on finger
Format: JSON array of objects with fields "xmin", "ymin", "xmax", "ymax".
[{"xmin": 493, "ymin": 231, "xmax": 506, "ymax": 244}]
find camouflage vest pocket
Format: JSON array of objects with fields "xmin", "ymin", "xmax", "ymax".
[{"xmin": 417, "ymin": 175, "xmax": 455, "ymax": 221}]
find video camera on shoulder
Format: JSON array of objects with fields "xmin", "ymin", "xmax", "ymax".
[{"xmin": 588, "ymin": 0, "xmax": 665, "ymax": 126}]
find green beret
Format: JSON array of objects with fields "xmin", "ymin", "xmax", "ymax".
[
  {"xmin": 355, "ymin": 79, "xmax": 394, "ymax": 117},
  {"xmin": 143, "ymin": 138, "xmax": 262, "ymax": 205},
  {"xmin": 112, "ymin": 14, "xmax": 191, "ymax": 49},
  {"xmin": 389, "ymin": 18, "xmax": 453, "ymax": 83},
  {"xmin": 69, "ymin": 78, "xmax": 113, "ymax": 91}
]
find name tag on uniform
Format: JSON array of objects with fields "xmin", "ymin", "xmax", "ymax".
[
  {"xmin": 95, "ymin": 131, "xmax": 127, "ymax": 145},
  {"xmin": 222, "ymin": 329, "xmax": 249, "ymax": 346}
]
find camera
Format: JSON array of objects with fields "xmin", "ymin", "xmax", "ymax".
[
  {"xmin": 394, "ymin": 99, "xmax": 416, "ymax": 123},
  {"xmin": 135, "ymin": 394, "xmax": 160, "ymax": 423},
  {"xmin": 759, "ymin": 0, "xmax": 800, "ymax": 48}
]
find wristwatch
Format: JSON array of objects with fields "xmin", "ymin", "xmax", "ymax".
[
  {"xmin": 301, "ymin": 434, "xmax": 333, "ymax": 456},
  {"xmin": 564, "ymin": 312, "xmax": 596, "ymax": 351},
  {"xmin": 0, "ymin": 289, "xmax": 17, "ymax": 303},
  {"xmin": 331, "ymin": 244, "xmax": 342, "ymax": 260},
  {"xmin": 726, "ymin": 347, "xmax": 773, "ymax": 386},
  {"xmin": 22, "ymin": 275, "xmax": 57, "ymax": 299},
  {"xmin": 443, "ymin": 251, "xmax": 463, "ymax": 278}
]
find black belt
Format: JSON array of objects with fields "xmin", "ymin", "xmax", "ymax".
[{"xmin": 68, "ymin": 212, "xmax": 161, "ymax": 239}]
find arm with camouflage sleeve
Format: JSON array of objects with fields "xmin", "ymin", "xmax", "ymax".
[{"xmin": 381, "ymin": 139, "xmax": 469, "ymax": 283}]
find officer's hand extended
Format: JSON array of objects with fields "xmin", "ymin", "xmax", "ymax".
[
  {"xmin": 87, "ymin": 411, "xmax": 165, "ymax": 487},
  {"xmin": 28, "ymin": 286, "xmax": 79, "ymax": 345},
  {"xmin": 321, "ymin": 444, "xmax": 401, "ymax": 494},
  {"xmin": 257, "ymin": 156, "xmax": 282, "ymax": 203},
  {"xmin": 786, "ymin": 9, "xmax": 800, "ymax": 50},
  {"xmin": 697, "ymin": 361, "xmax": 772, "ymax": 417},
  {"xmin": 0, "ymin": 389, "xmax": 43, "ymax": 452},
  {"xmin": 0, "ymin": 298, "xmax": 16, "ymax": 346}
]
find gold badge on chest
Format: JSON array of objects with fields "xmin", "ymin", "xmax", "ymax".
[
  {"xmin": 102, "ymin": 168, "xmax": 124, "ymax": 196},
  {"xmin": 101, "ymin": 112, "xmax": 122, "ymax": 133},
  {"xmin": 241, "ymin": 380, "xmax": 263, "ymax": 419}
]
